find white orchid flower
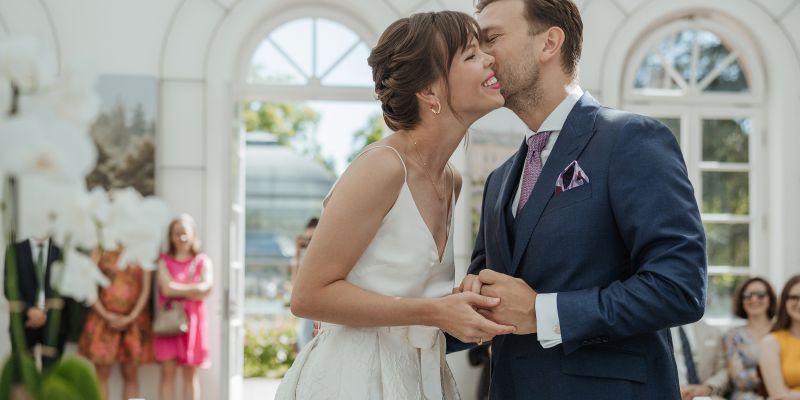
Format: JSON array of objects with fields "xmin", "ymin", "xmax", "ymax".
[
  {"xmin": 51, "ymin": 187, "xmax": 110, "ymax": 250},
  {"xmin": 103, "ymin": 188, "xmax": 170, "ymax": 270},
  {"xmin": 88, "ymin": 186, "xmax": 110, "ymax": 225},
  {"xmin": 0, "ymin": 36, "xmax": 54, "ymax": 93},
  {"xmin": 16, "ymin": 174, "xmax": 83, "ymax": 241},
  {"xmin": 50, "ymin": 247, "xmax": 110, "ymax": 305},
  {"xmin": 0, "ymin": 113, "xmax": 97, "ymax": 179},
  {"xmin": 18, "ymin": 69, "xmax": 100, "ymax": 128}
]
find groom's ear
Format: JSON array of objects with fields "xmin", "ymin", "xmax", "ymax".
[{"xmin": 540, "ymin": 26, "xmax": 565, "ymax": 65}]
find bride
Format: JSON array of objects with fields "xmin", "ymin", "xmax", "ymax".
[{"xmin": 276, "ymin": 10, "xmax": 510, "ymax": 399}]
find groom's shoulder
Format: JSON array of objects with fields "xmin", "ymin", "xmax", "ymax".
[
  {"xmin": 595, "ymin": 106, "xmax": 657, "ymax": 130},
  {"xmin": 594, "ymin": 106, "xmax": 673, "ymax": 139}
]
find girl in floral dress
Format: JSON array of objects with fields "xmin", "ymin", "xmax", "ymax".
[{"xmin": 79, "ymin": 247, "xmax": 154, "ymax": 400}]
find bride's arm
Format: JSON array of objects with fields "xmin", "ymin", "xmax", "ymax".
[{"xmin": 291, "ymin": 148, "xmax": 514, "ymax": 343}]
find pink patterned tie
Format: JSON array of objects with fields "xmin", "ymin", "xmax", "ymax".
[{"xmin": 517, "ymin": 131, "xmax": 552, "ymax": 213}]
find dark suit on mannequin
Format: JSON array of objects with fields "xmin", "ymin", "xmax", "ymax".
[{"xmin": 4, "ymin": 239, "xmax": 70, "ymax": 369}]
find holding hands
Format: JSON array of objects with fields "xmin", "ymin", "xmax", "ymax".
[
  {"xmin": 99, "ymin": 309, "xmax": 132, "ymax": 331},
  {"xmin": 434, "ymin": 291, "xmax": 516, "ymax": 344},
  {"xmin": 455, "ymin": 269, "xmax": 539, "ymax": 336}
]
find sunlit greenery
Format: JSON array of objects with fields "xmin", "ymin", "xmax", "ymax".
[
  {"xmin": 706, "ymin": 274, "xmax": 749, "ymax": 318},
  {"xmin": 244, "ymin": 101, "xmax": 335, "ymax": 174},
  {"xmin": 244, "ymin": 318, "xmax": 297, "ymax": 379},
  {"xmin": 348, "ymin": 113, "xmax": 384, "ymax": 162}
]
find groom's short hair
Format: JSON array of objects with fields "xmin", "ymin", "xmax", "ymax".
[{"xmin": 476, "ymin": 0, "xmax": 583, "ymax": 76}]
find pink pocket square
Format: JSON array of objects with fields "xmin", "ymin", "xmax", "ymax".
[{"xmin": 555, "ymin": 160, "xmax": 589, "ymax": 194}]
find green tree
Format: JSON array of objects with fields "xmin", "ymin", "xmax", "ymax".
[
  {"xmin": 115, "ymin": 138, "xmax": 155, "ymax": 195},
  {"xmin": 348, "ymin": 113, "xmax": 385, "ymax": 162},
  {"xmin": 244, "ymin": 102, "xmax": 337, "ymax": 176},
  {"xmin": 109, "ymin": 101, "xmax": 129, "ymax": 150},
  {"xmin": 244, "ymin": 102, "xmax": 319, "ymax": 145},
  {"xmin": 129, "ymin": 103, "xmax": 148, "ymax": 136}
]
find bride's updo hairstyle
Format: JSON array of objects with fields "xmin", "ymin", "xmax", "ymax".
[{"xmin": 368, "ymin": 11, "xmax": 480, "ymax": 131}]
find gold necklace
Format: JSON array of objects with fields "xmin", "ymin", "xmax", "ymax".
[
  {"xmin": 406, "ymin": 132, "xmax": 447, "ymax": 200},
  {"xmin": 405, "ymin": 131, "xmax": 452, "ymax": 261}
]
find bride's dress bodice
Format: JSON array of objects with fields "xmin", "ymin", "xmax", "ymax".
[{"xmin": 275, "ymin": 146, "xmax": 460, "ymax": 400}]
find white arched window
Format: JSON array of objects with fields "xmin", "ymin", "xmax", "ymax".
[
  {"xmin": 623, "ymin": 15, "xmax": 765, "ymax": 321},
  {"xmin": 237, "ymin": 12, "xmax": 381, "ymax": 171},
  {"xmin": 239, "ymin": 13, "xmax": 377, "ymax": 101}
]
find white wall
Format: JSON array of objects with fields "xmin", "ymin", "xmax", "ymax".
[{"xmin": 1, "ymin": 0, "xmax": 799, "ymax": 399}]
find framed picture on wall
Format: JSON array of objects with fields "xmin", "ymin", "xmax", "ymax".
[{"xmin": 86, "ymin": 75, "xmax": 157, "ymax": 195}]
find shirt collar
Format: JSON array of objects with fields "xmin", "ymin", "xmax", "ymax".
[
  {"xmin": 30, "ymin": 237, "xmax": 50, "ymax": 249},
  {"xmin": 525, "ymin": 85, "xmax": 584, "ymax": 141}
]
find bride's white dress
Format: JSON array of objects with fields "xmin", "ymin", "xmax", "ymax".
[{"xmin": 275, "ymin": 146, "xmax": 460, "ymax": 400}]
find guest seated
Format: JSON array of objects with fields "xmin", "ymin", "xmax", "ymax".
[
  {"xmin": 724, "ymin": 277, "xmax": 776, "ymax": 400},
  {"xmin": 671, "ymin": 319, "xmax": 730, "ymax": 399},
  {"xmin": 759, "ymin": 274, "xmax": 800, "ymax": 399}
]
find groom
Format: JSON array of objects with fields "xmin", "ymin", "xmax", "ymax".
[{"xmin": 448, "ymin": 0, "xmax": 707, "ymax": 399}]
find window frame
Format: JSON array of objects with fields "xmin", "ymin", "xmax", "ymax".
[
  {"xmin": 623, "ymin": 16, "xmax": 765, "ymax": 106},
  {"xmin": 236, "ymin": 8, "xmax": 377, "ymax": 103},
  {"xmin": 622, "ymin": 15, "xmax": 767, "ymax": 324}
]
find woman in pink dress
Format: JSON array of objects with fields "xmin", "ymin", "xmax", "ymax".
[{"xmin": 154, "ymin": 214, "xmax": 213, "ymax": 400}]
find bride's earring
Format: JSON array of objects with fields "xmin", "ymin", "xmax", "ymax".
[{"xmin": 430, "ymin": 99, "xmax": 441, "ymax": 115}]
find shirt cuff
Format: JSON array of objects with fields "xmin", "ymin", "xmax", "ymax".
[{"xmin": 536, "ymin": 293, "xmax": 562, "ymax": 348}]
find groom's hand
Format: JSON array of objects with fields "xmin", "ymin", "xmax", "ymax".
[
  {"xmin": 477, "ymin": 269, "xmax": 538, "ymax": 335},
  {"xmin": 435, "ymin": 292, "xmax": 516, "ymax": 344}
]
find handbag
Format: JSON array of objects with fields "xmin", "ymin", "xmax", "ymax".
[{"xmin": 153, "ymin": 257, "xmax": 197, "ymax": 336}]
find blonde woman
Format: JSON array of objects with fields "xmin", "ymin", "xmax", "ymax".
[{"xmin": 154, "ymin": 214, "xmax": 213, "ymax": 400}]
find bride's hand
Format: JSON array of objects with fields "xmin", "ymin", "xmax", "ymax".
[
  {"xmin": 453, "ymin": 273, "xmax": 482, "ymax": 295},
  {"xmin": 434, "ymin": 292, "xmax": 516, "ymax": 344}
]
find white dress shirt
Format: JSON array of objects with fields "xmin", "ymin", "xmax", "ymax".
[
  {"xmin": 29, "ymin": 237, "xmax": 50, "ymax": 308},
  {"xmin": 509, "ymin": 85, "xmax": 584, "ymax": 348}
]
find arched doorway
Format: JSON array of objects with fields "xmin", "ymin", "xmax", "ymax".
[{"xmin": 232, "ymin": 9, "xmax": 383, "ymax": 397}]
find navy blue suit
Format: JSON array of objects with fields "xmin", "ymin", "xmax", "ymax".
[{"xmin": 449, "ymin": 93, "xmax": 707, "ymax": 399}]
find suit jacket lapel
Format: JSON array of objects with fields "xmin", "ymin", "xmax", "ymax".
[
  {"xmin": 491, "ymin": 138, "xmax": 528, "ymax": 273},
  {"xmin": 45, "ymin": 241, "xmax": 59, "ymax": 297},
  {"xmin": 15, "ymin": 240, "xmax": 37, "ymax": 304},
  {"xmin": 509, "ymin": 93, "xmax": 600, "ymax": 276}
]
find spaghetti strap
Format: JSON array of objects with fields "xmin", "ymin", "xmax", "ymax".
[{"xmin": 355, "ymin": 145, "xmax": 407, "ymax": 182}]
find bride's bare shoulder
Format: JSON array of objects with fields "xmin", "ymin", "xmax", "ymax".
[{"xmin": 325, "ymin": 144, "xmax": 406, "ymax": 209}]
